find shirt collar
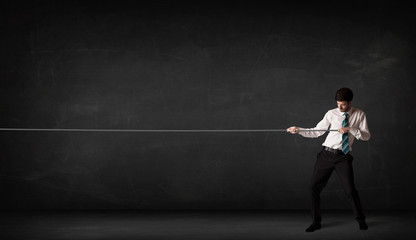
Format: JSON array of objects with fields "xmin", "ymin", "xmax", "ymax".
[{"xmin": 337, "ymin": 106, "xmax": 354, "ymax": 116}]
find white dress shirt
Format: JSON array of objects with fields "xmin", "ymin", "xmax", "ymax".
[{"xmin": 298, "ymin": 107, "xmax": 371, "ymax": 151}]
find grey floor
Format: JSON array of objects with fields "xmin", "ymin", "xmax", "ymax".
[{"xmin": 0, "ymin": 210, "xmax": 415, "ymax": 240}]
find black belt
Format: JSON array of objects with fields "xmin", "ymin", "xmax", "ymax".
[{"xmin": 323, "ymin": 146, "xmax": 344, "ymax": 155}]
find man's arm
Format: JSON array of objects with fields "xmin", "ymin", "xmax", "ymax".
[
  {"xmin": 287, "ymin": 111, "xmax": 331, "ymax": 138},
  {"xmin": 349, "ymin": 112, "xmax": 371, "ymax": 141}
]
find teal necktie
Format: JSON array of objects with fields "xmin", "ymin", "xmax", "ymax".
[{"xmin": 341, "ymin": 113, "xmax": 349, "ymax": 154}]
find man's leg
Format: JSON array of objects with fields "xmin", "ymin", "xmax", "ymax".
[
  {"xmin": 307, "ymin": 150, "xmax": 334, "ymax": 232},
  {"xmin": 334, "ymin": 155, "xmax": 368, "ymax": 230}
]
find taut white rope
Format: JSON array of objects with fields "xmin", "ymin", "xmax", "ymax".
[{"xmin": 0, "ymin": 128, "xmax": 337, "ymax": 133}]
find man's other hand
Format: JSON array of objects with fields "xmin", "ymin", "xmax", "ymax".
[
  {"xmin": 287, "ymin": 126, "xmax": 299, "ymax": 134},
  {"xmin": 338, "ymin": 127, "xmax": 350, "ymax": 134}
]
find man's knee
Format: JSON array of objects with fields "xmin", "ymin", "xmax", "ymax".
[
  {"xmin": 310, "ymin": 183, "xmax": 326, "ymax": 195},
  {"xmin": 344, "ymin": 188, "xmax": 359, "ymax": 199}
]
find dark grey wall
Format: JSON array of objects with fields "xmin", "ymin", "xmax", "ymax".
[{"xmin": 1, "ymin": 1, "xmax": 415, "ymax": 210}]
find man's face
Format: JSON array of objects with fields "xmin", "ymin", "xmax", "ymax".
[{"xmin": 337, "ymin": 101, "xmax": 352, "ymax": 112}]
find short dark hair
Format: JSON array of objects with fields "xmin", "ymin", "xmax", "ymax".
[{"xmin": 335, "ymin": 87, "xmax": 353, "ymax": 102}]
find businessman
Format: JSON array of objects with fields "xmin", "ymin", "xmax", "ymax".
[{"xmin": 287, "ymin": 87, "xmax": 370, "ymax": 232}]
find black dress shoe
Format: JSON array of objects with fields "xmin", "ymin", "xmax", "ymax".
[
  {"xmin": 358, "ymin": 220, "xmax": 368, "ymax": 230},
  {"xmin": 305, "ymin": 223, "xmax": 321, "ymax": 232}
]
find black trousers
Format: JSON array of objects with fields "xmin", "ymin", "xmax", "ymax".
[{"xmin": 310, "ymin": 148, "xmax": 365, "ymax": 223}]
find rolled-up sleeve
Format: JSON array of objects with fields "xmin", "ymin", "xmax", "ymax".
[
  {"xmin": 298, "ymin": 111, "xmax": 331, "ymax": 138},
  {"xmin": 349, "ymin": 112, "xmax": 371, "ymax": 141}
]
